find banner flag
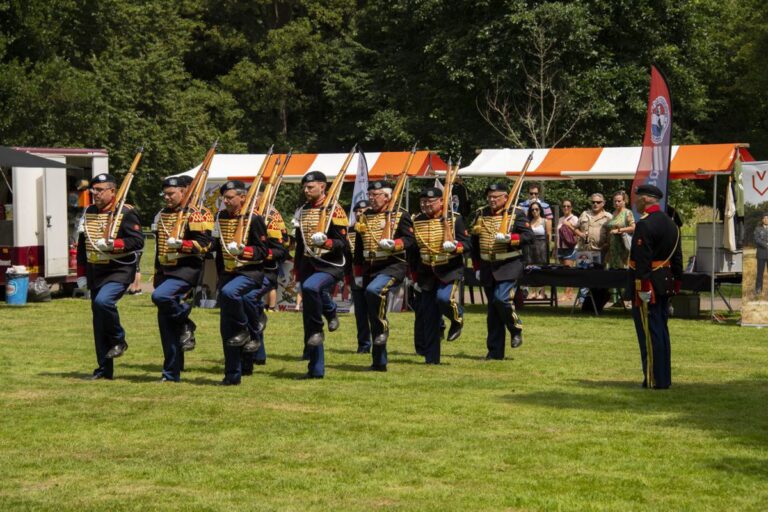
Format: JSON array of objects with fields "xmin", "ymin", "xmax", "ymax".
[
  {"xmin": 724, "ymin": 176, "xmax": 737, "ymax": 252},
  {"xmin": 631, "ymin": 65, "xmax": 673, "ymax": 216},
  {"xmin": 348, "ymin": 148, "xmax": 369, "ymax": 225}
]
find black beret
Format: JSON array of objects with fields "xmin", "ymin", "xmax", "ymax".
[
  {"xmin": 89, "ymin": 174, "xmax": 116, "ymax": 187},
  {"xmin": 420, "ymin": 187, "xmax": 443, "ymax": 199},
  {"xmin": 368, "ymin": 180, "xmax": 393, "ymax": 191},
  {"xmin": 485, "ymin": 183, "xmax": 509, "ymax": 194},
  {"xmin": 177, "ymin": 175, "xmax": 193, "ymax": 187},
  {"xmin": 635, "ymin": 184, "xmax": 663, "ymax": 199},
  {"xmin": 301, "ymin": 171, "xmax": 327, "ymax": 185},
  {"xmin": 354, "ymin": 200, "xmax": 370, "ymax": 211},
  {"xmin": 220, "ymin": 180, "xmax": 246, "ymax": 194},
  {"xmin": 162, "ymin": 176, "xmax": 191, "ymax": 188}
]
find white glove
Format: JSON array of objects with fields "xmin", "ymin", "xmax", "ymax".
[
  {"xmin": 638, "ymin": 290, "xmax": 652, "ymax": 303},
  {"xmin": 379, "ymin": 239, "xmax": 396, "ymax": 251},
  {"xmin": 76, "ymin": 276, "xmax": 88, "ymax": 290},
  {"xmin": 494, "ymin": 232, "xmax": 511, "ymax": 243},
  {"xmin": 442, "ymin": 240, "xmax": 457, "ymax": 253},
  {"xmin": 311, "ymin": 232, "xmax": 328, "ymax": 246},
  {"xmin": 226, "ymin": 241, "xmax": 244, "ymax": 255},
  {"xmin": 354, "ymin": 276, "xmax": 363, "ymax": 288},
  {"xmin": 412, "ymin": 281, "xmax": 422, "ymax": 293},
  {"xmin": 295, "ymin": 283, "xmax": 301, "ymax": 293},
  {"xmin": 166, "ymin": 237, "xmax": 182, "ymax": 249},
  {"xmin": 95, "ymin": 238, "xmax": 114, "ymax": 251},
  {"xmin": 475, "ymin": 270, "xmax": 481, "ymax": 281}
]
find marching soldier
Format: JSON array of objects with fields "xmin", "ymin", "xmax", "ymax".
[
  {"xmin": 409, "ymin": 187, "xmax": 471, "ymax": 364},
  {"xmin": 294, "ymin": 171, "xmax": 349, "ymax": 379},
  {"xmin": 346, "ymin": 199, "xmax": 372, "ymax": 354},
  {"xmin": 76, "ymin": 173, "xmax": 144, "ymax": 380},
  {"xmin": 470, "ymin": 183, "xmax": 533, "ymax": 360},
  {"xmin": 151, "ymin": 175, "xmax": 213, "ymax": 382},
  {"xmin": 241, "ymin": 197, "xmax": 290, "ymax": 374},
  {"xmin": 629, "ymin": 184, "xmax": 682, "ymax": 389},
  {"xmin": 353, "ymin": 180, "xmax": 416, "ymax": 371},
  {"xmin": 213, "ymin": 180, "xmax": 269, "ymax": 385}
]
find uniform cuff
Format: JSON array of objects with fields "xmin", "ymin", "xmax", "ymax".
[
  {"xmin": 242, "ymin": 246, "xmax": 254, "ymax": 260},
  {"xmin": 455, "ymin": 242, "xmax": 464, "ymax": 254},
  {"xmin": 509, "ymin": 233, "xmax": 520, "ymax": 246},
  {"xmin": 181, "ymin": 240, "xmax": 194, "ymax": 253},
  {"xmin": 394, "ymin": 239, "xmax": 404, "ymax": 251},
  {"xmin": 112, "ymin": 238, "xmax": 125, "ymax": 252},
  {"xmin": 354, "ymin": 265, "xmax": 363, "ymax": 277}
]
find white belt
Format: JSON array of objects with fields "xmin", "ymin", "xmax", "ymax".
[{"xmin": 480, "ymin": 250, "xmax": 521, "ymax": 262}]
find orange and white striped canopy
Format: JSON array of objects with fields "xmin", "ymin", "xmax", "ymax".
[
  {"xmin": 181, "ymin": 151, "xmax": 446, "ymax": 183},
  {"xmin": 459, "ymin": 144, "xmax": 753, "ymax": 180}
]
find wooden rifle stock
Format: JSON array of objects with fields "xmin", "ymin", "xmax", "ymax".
[
  {"xmin": 104, "ymin": 147, "xmax": 143, "ymax": 240},
  {"xmin": 382, "ymin": 144, "xmax": 418, "ymax": 240},
  {"xmin": 232, "ymin": 145, "xmax": 274, "ymax": 246},
  {"xmin": 499, "ymin": 151, "xmax": 534, "ymax": 234},
  {"xmin": 257, "ymin": 150, "xmax": 292, "ymax": 217},
  {"xmin": 315, "ymin": 144, "xmax": 357, "ymax": 235},
  {"xmin": 171, "ymin": 142, "xmax": 217, "ymax": 239}
]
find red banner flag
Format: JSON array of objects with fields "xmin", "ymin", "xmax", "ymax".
[{"xmin": 631, "ymin": 65, "xmax": 672, "ymax": 215}]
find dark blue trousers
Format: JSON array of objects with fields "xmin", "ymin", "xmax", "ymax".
[
  {"xmin": 364, "ymin": 273, "xmax": 401, "ymax": 368},
  {"xmin": 301, "ymin": 272, "xmax": 336, "ymax": 377},
  {"xmin": 151, "ymin": 277, "xmax": 192, "ymax": 381},
  {"xmin": 351, "ymin": 285, "xmax": 371, "ymax": 352},
  {"xmin": 219, "ymin": 273, "xmax": 259, "ymax": 384},
  {"xmin": 483, "ymin": 279, "xmax": 521, "ymax": 360},
  {"xmin": 90, "ymin": 281, "xmax": 129, "ymax": 378},
  {"xmin": 242, "ymin": 275, "xmax": 271, "ymax": 373},
  {"xmin": 632, "ymin": 296, "xmax": 672, "ymax": 389},
  {"xmin": 414, "ymin": 279, "xmax": 462, "ymax": 364}
]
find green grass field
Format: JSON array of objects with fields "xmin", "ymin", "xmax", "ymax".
[{"xmin": 1, "ymin": 298, "xmax": 767, "ymax": 511}]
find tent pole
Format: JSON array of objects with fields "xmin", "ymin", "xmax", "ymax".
[{"xmin": 711, "ymin": 175, "xmax": 716, "ymax": 320}]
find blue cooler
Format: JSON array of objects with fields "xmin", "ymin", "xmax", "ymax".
[{"xmin": 5, "ymin": 270, "xmax": 30, "ymax": 305}]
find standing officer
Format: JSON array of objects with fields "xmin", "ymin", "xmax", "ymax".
[
  {"xmin": 76, "ymin": 173, "xmax": 144, "ymax": 380},
  {"xmin": 410, "ymin": 187, "xmax": 471, "ymax": 364},
  {"xmin": 629, "ymin": 184, "xmax": 682, "ymax": 389},
  {"xmin": 470, "ymin": 183, "xmax": 533, "ymax": 360},
  {"xmin": 353, "ymin": 180, "xmax": 416, "ymax": 372},
  {"xmin": 213, "ymin": 180, "xmax": 269, "ymax": 385},
  {"xmin": 151, "ymin": 175, "xmax": 213, "ymax": 382},
  {"xmin": 346, "ymin": 199, "xmax": 372, "ymax": 354},
  {"xmin": 294, "ymin": 171, "xmax": 349, "ymax": 379},
  {"xmin": 241, "ymin": 198, "xmax": 290, "ymax": 374}
]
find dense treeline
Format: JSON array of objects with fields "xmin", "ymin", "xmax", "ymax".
[{"xmin": 1, "ymin": 0, "xmax": 766, "ymax": 218}]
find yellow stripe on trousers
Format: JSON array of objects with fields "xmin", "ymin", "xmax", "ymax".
[{"xmin": 377, "ymin": 277, "xmax": 397, "ymax": 333}]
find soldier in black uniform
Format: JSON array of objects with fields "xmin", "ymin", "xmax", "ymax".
[
  {"xmin": 151, "ymin": 176, "xmax": 213, "ymax": 382},
  {"xmin": 76, "ymin": 173, "xmax": 144, "ymax": 380},
  {"xmin": 294, "ymin": 171, "xmax": 349, "ymax": 379},
  {"xmin": 353, "ymin": 180, "xmax": 416, "ymax": 371},
  {"xmin": 470, "ymin": 183, "xmax": 533, "ymax": 360},
  {"xmin": 346, "ymin": 199, "xmax": 372, "ymax": 354},
  {"xmin": 409, "ymin": 187, "xmax": 471, "ymax": 364},
  {"xmin": 628, "ymin": 184, "xmax": 683, "ymax": 389},
  {"xmin": 213, "ymin": 180, "xmax": 269, "ymax": 385}
]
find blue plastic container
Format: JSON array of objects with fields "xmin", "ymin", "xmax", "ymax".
[{"xmin": 5, "ymin": 272, "xmax": 30, "ymax": 305}]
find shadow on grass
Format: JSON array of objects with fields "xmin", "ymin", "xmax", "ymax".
[{"xmin": 500, "ymin": 378, "xmax": 768, "ymax": 451}]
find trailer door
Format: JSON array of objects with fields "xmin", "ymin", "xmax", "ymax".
[{"xmin": 43, "ymin": 167, "xmax": 69, "ymax": 278}]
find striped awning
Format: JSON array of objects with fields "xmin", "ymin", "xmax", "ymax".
[{"xmin": 459, "ymin": 144, "xmax": 753, "ymax": 180}]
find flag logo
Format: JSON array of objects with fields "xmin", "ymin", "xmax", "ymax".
[{"xmin": 650, "ymin": 96, "xmax": 670, "ymax": 144}]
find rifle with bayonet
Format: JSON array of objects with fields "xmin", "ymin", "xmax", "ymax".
[
  {"xmin": 311, "ymin": 144, "xmax": 357, "ymax": 255},
  {"xmin": 170, "ymin": 141, "xmax": 217, "ymax": 241}
]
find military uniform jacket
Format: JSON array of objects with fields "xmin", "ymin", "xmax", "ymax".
[
  {"xmin": 213, "ymin": 209, "xmax": 269, "ymax": 282},
  {"xmin": 262, "ymin": 207, "xmax": 290, "ymax": 284},
  {"xmin": 77, "ymin": 204, "xmax": 144, "ymax": 289},
  {"xmin": 628, "ymin": 204, "xmax": 683, "ymax": 297},
  {"xmin": 294, "ymin": 202, "xmax": 349, "ymax": 282},
  {"xmin": 408, "ymin": 212, "xmax": 471, "ymax": 288},
  {"xmin": 470, "ymin": 206, "xmax": 533, "ymax": 285},
  {"xmin": 353, "ymin": 208, "xmax": 415, "ymax": 281},
  {"xmin": 153, "ymin": 206, "xmax": 213, "ymax": 285}
]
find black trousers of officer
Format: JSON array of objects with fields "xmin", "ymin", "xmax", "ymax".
[{"xmin": 632, "ymin": 296, "xmax": 672, "ymax": 389}]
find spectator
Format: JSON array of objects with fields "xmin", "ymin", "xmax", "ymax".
[
  {"xmin": 556, "ymin": 199, "xmax": 583, "ymax": 299},
  {"xmin": 578, "ymin": 193, "xmax": 612, "ymax": 259},
  {"xmin": 523, "ymin": 201, "xmax": 551, "ymax": 299},
  {"xmin": 520, "ymin": 183, "xmax": 553, "ymax": 220},
  {"xmin": 755, "ymin": 213, "xmax": 768, "ymax": 297},
  {"xmin": 604, "ymin": 190, "xmax": 636, "ymax": 269}
]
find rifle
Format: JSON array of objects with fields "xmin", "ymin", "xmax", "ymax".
[
  {"xmin": 499, "ymin": 151, "xmax": 534, "ymax": 234},
  {"xmin": 312, "ymin": 144, "xmax": 357, "ymax": 251},
  {"xmin": 170, "ymin": 141, "xmax": 217, "ymax": 240},
  {"xmin": 442, "ymin": 157, "xmax": 461, "ymax": 243},
  {"xmin": 103, "ymin": 147, "xmax": 143, "ymax": 241},
  {"xmin": 382, "ymin": 144, "xmax": 418, "ymax": 240},
  {"xmin": 232, "ymin": 145, "xmax": 274, "ymax": 246},
  {"xmin": 256, "ymin": 150, "xmax": 292, "ymax": 218}
]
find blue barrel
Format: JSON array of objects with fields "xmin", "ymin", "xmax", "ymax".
[{"xmin": 5, "ymin": 272, "xmax": 30, "ymax": 305}]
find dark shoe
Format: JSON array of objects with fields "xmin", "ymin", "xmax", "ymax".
[
  {"xmin": 510, "ymin": 333, "xmax": 523, "ymax": 349},
  {"xmin": 226, "ymin": 330, "xmax": 250, "ymax": 347},
  {"xmin": 242, "ymin": 369, "xmax": 253, "ymax": 376},
  {"xmin": 327, "ymin": 315, "xmax": 340, "ymax": 332},
  {"xmin": 373, "ymin": 332, "xmax": 388, "ymax": 346},
  {"xmin": 180, "ymin": 319, "xmax": 197, "ymax": 350},
  {"xmin": 87, "ymin": 373, "xmax": 112, "ymax": 380},
  {"xmin": 218, "ymin": 378, "xmax": 240, "ymax": 386},
  {"xmin": 105, "ymin": 341, "xmax": 128, "ymax": 359},
  {"xmin": 254, "ymin": 359, "xmax": 266, "ymax": 366},
  {"xmin": 160, "ymin": 377, "xmax": 179, "ymax": 383},
  {"xmin": 485, "ymin": 354, "xmax": 503, "ymax": 360},
  {"xmin": 367, "ymin": 364, "xmax": 387, "ymax": 372},
  {"xmin": 357, "ymin": 347, "xmax": 371, "ymax": 354},
  {"xmin": 295, "ymin": 373, "xmax": 324, "ymax": 380},
  {"xmin": 307, "ymin": 331, "xmax": 324, "ymax": 347},
  {"xmin": 242, "ymin": 338, "xmax": 262, "ymax": 353},
  {"xmin": 254, "ymin": 311, "xmax": 268, "ymax": 335},
  {"xmin": 447, "ymin": 322, "xmax": 463, "ymax": 342}
]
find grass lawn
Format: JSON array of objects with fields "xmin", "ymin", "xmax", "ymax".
[{"xmin": 0, "ymin": 298, "xmax": 767, "ymax": 511}]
